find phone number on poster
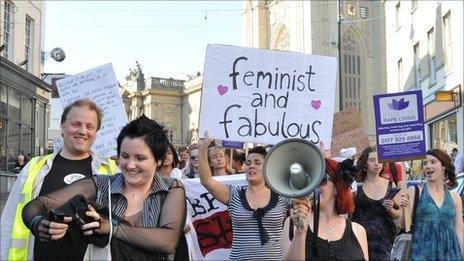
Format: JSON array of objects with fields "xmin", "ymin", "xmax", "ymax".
[{"xmin": 379, "ymin": 131, "xmax": 423, "ymax": 145}]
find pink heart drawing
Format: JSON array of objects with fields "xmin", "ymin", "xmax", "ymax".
[
  {"xmin": 311, "ymin": 100, "xmax": 321, "ymax": 110},
  {"xmin": 217, "ymin": 85, "xmax": 228, "ymax": 95}
]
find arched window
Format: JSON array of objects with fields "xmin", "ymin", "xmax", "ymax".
[{"xmin": 341, "ymin": 28, "xmax": 362, "ymax": 113}]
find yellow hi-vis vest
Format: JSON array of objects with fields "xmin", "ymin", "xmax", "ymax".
[{"xmin": 8, "ymin": 155, "xmax": 117, "ymax": 261}]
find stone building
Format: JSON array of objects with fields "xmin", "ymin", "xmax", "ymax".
[
  {"xmin": 0, "ymin": 0, "xmax": 51, "ymax": 171},
  {"xmin": 385, "ymin": 1, "xmax": 463, "ymax": 152},
  {"xmin": 242, "ymin": 0, "xmax": 387, "ymax": 141},
  {"xmin": 121, "ymin": 62, "xmax": 202, "ymax": 147}
]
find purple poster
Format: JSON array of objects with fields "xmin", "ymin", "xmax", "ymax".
[
  {"xmin": 373, "ymin": 90, "xmax": 426, "ymax": 162},
  {"xmin": 221, "ymin": 140, "xmax": 244, "ymax": 149}
]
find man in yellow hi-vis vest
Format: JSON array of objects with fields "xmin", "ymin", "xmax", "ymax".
[{"xmin": 1, "ymin": 99, "xmax": 119, "ymax": 260}]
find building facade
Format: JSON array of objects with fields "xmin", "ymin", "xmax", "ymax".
[
  {"xmin": 242, "ymin": 0, "xmax": 387, "ymax": 142},
  {"xmin": 121, "ymin": 63, "xmax": 203, "ymax": 147},
  {"xmin": 385, "ymin": 1, "xmax": 463, "ymax": 153},
  {"xmin": 0, "ymin": 0, "xmax": 51, "ymax": 172}
]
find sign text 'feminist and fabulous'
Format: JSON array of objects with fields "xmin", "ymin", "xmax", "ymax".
[{"xmin": 199, "ymin": 45, "xmax": 338, "ymax": 145}]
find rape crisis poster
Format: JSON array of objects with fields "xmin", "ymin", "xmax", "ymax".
[{"xmin": 199, "ymin": 44, "xmax": 338, "ymax": 146}]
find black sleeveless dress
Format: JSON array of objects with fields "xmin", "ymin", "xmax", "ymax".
[
  {"xmin": 305, "ymin": 219, "xmax": 364, "ymax": 260},
  {"xmin": 352, "ymin": 183, "xmax": 397, "ymax": 260}
]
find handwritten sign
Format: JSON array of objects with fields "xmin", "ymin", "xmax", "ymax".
[
  {"xmin": 183, "ymin": 175, "xmax": 247, "ymax": 260},
  {"xmin": 199, "ymin": 44, "xmax": 338, "ymax": 146},
  {"xmin": 331, "ymin": 107, "xmax": 370, "ymax": 157},
  {"xmin": 373, "ymin": 90, "xmax": 426, "ymax": 162},
  {"xmin": 56, "ymin": 63, "xmax": 127, "ymax": 158}
]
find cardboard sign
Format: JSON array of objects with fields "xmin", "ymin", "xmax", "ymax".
[
  {"xmin": 373, "ymin": 90, "xmax": 426, "ymax": 162},
  {"xmin": 56, "ymin": 63, "xmax": 128, "ymax": 158},
  {"xmin": 331, "ymin": 107, "xmax": 370, "ymax": 157},
  {"xmin": 199, "ymin": 44, "xmax": 338, "ymax": 146}
]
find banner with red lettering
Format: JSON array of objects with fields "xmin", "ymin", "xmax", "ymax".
[{"xmin": 182, "ymin": 175, "xmax": 247, "ymax": 260}]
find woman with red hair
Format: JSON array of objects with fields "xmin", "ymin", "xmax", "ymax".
[{"xmin": 286, "ymin": 158, "xmax": 369, "ymax": 260}]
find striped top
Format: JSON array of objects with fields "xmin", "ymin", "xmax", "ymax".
[
  {"xmin": 94, "ymin": 173, "xmax": 178, "ymax": 260},
  {"xmin": 95, "ymin": 173, "xmax": 174, "ymax": 227},
  {"xmin": 227, "ymin": 185, "xmax": 290, "ymax": 260}
]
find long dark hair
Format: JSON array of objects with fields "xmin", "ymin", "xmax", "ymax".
[
  {"xmin": 426, "ymin": 149, "xmax": 457, "ymax": 188},
  {"xmin": 356, "ymin": 146, "xmax": 383, "ymax": 182},
  {"xmin": 167, "ymin": 143, "xmax": 179, "ymax": 169}
]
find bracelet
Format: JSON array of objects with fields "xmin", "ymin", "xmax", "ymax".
[
  {"xmin": 111, "ymin": 218, "xmax": 119, "ymax": 237},
  {"xmin": 29, "ymin": 215, "xmax": 45, "ymax": 235}
]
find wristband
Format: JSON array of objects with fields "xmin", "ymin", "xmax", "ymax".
[
  {"xmin": 111, "ymin": 218, "xmax": 119, "ymax": 237},
  {"xmin": 29, "ymin": 215, "xmax": 45, "ymax": 235}
]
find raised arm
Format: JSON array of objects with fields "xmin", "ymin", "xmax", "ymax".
[
  {"xmin": 107, "ymin": 180, "xmax": 186, "ymax": 253},
  {"xmin": 198, "ymin": 131, "xmax": 230, "ymax": 205}
]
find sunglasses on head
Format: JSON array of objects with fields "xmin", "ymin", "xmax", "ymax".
[{"xmin": 320, "ymin": 173, "xmax": 332, "ymax": 185}]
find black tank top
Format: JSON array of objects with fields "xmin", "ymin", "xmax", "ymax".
[{"xmin": 305, "ymin": 219, "xmax": 364, "ymax": 261}]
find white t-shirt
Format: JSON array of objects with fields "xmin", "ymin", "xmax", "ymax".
[{"xmin": 169, "ymin": 168, "xmax": 183, "ymax": 179}]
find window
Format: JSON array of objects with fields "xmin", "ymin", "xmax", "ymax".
[
  {"xmin": 442, "ymin": 11, "xmax": 452, "ymax": 72},
  {"xmin": 341, "ymin": 28, "xmax": 362, "ymax": 113},
  {"xmin": 413, "ymin": 43, "xmax": 421, "ymax": 89},
  {"xmin": 8, "ymin": 121, "xmax": 19, "ymax": 171},
  {"xmin": 427, "ymin": 28, "xmax": 436, "ymax": 84},
  {"xmin": 2, "ymin": 1, "xmax": 13, "ymax": 59},
  {"xmin": 430, "ymin": 114, "xmax": 457, "ymax": 151},
  {"xmin": 8, "ymin": 88, "xmax": 20, "ymax": 120},
  {"xmin": 20, "ymin": 95, "xmax": 32, "ymax": 124},
  {"xmin": 25, "ymin": 16, "xmax": 34, "ymax": 72},
  {"xmin": 0, "ymin": 85, "xmax": 6, "ymax": 115},
  {"xmin": 397, "ymin": 58, "xmax": 403, "ymax": 90},
  {"xmin": 395, "ymin": 2, "xmax": 401, "ymax": 29}
]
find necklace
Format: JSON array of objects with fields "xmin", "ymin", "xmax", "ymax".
[{"xmin": 328, "ymin": 227, "xmax": 335, "ymax": 234}]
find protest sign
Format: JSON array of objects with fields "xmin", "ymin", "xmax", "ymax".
[
  {"xmin": 221, "ymin": 140, "xmax": 244, "ymax": 149},
  {"xmin": 199, "ymin": 44, "xmax": 338, "ymax": 146},
  {"xmin": 56, "ymin": 63, "xmax": 127, "ymax": 158},
  {"xmin": 331, "ymin": 107, "xmax": 370, "ymax": 157},
  {"xmin": 183, "ymin": 175, "xmax": 247, "ymax": 260},
  {"xmin": 373, "ymin": 90, "xmax": 426, "ymax": 162}
]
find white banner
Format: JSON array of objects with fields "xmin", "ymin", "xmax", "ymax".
[
  {"xmin": 183, "ymin": 175, "xmax": 247, "ymax": 260},
  {"xmin": 199, "ymin": 44, "xmax": 337, "ymax": 146},
  {"xmin": 56, "ymin": 63, "xmax": 128, "ymax": 158}
]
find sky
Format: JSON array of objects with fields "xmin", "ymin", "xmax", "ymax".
[{"xmin": 43, "ymin": 1, "xmax": 243, "ymax": 83}]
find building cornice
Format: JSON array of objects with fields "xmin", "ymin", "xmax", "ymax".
[{"xmin": 0, "ymin": 57, "xmax": 52, "ymax": 93}]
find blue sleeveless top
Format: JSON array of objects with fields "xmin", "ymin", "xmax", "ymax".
[{"xmin": 411, "ymin": 184, "xmax": 462, "ymax": 260}]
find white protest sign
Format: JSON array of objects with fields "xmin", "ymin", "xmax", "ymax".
[
  {"xmin": 199, "ymin": 44, "xmax": 337, "ymax": 146},
  {"xmin": 56, "ymin": 63, "xmax": 127, "ymax": 158},
  {"xmin": 182, "ymin": 175, "xmax": 247, "ymax": 260}
]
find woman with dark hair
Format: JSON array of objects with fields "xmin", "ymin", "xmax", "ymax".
[
  {"xmin": 21, "ymin": 115, "xmax": 186, "ymax": 260},
  {"xmin": 161, "ymin": 143, "xmax": 183, "ymax": 179},
  {"xmin": 352, "ymin": 146, "xmax": 401, "ymax": 260},
  {"xmin": 286, "ymin": 158, "xmax": 368, "ymax": 260},
  {"xmin": 400, "ymin": 149, "xmax": 463, "ymax": 260},
  {"xmin": 198, "ymin": 131, "xmax": 290, "ymax": 260}
]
